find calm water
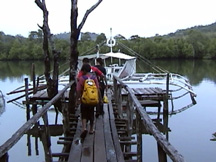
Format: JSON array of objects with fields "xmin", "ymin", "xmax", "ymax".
[{"xmin": 0, "ymin": 60, "xmax": 216, "ymax": 162}]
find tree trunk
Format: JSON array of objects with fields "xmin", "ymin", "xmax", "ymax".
[
  {"xmin": 68, "ymin": 0, "xmax": 103, "ymax": 114},
  {"xmin": 68, "ymin": 0, "xmax": 80, "ymax": 114},
  {"xmin": 35, "ymin": 0, "xmax": 61, "ymax": 111}
]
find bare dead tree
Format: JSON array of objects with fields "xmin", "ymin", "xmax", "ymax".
[
  {"xmin": 35, "ymin": 0, "xmax": 103, "ymax": 131},
  {"xmin": 68, "ymin": 0, "xmax": 103, "ymax": 114},
  {"xmin": 35, "ymin": 0, "xmax": 62, "ymax": 117}
]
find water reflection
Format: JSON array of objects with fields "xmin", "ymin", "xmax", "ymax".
[
  {"xmin": 25, "ymin": 124, "xmax": 63, "ymax": 157},
  {"xmin": 1, "ymin": 60, "xmax": 216, "ymax": 161},
  {"xmin": 0, "ymin": 60, "xmax": 69, "ymax": 81},
  {"xmin": 0, "ymin": 90, "xmax": 5, "ymax": 116},
  {"xmin": 136, "ymin": 59, "xmax": 216, "ymax": 86},
  {"xmin": 0, "ymin": 60, "xmax": 216, "ymax": 86},
  {"xmin": 211, "ymin": 132, "xmax": 216, "ymax": 141}
]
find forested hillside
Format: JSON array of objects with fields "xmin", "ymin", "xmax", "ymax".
[{"xmin": 1, "ymin": 22, "xmax": 216, "ymax": 60}]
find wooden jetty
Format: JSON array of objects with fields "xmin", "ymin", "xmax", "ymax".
[{"xmin": 0, "ymin": 75, "xmax": 186, "ymax": 162}]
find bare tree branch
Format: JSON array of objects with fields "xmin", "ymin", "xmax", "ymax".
[
  {"xmin": 35, "ymin": 0, "xmax": 60, "ymax": 104},
  {"xmin": 78, "ymin": 0, "xmax": 103, "ymax": 31},
  {"xmin": 35, "ymin": 0, "xmax": 56, "ymax": 51},
  {"xmin": 35, "ymin": 0, "xmax": 43, "ymax": 10}
]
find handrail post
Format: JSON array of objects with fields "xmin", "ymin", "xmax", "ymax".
[
  {"xmin": 42, "ymin": 112, "xmax": 53, "ymax": 162},
  {"xmin": 113, "ymin": 76, "xmax": 123, "ymax": 118},
  {"xmin": 164, "ymin": 73, "xmax": 169, "ymax": 136},
  {"xmin": 25, "ymin": 78, "xmax": 30, "ymax": 121},
  {"xmin": 126, "ymin": 94, "xmax": 134, "ymax": 136},
  {"xmin": 117, "ymin": 84, "xmax": 123, "ymax": 118},
  {"xmin": 113, "ymin": 76, "xmax": 117, "ymax": 102},
  {"xmin": 136, "ymin": 109, "xmax": 142, "ymax": 162}
]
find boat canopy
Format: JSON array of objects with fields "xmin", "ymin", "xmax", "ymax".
[
  {"xmin": 102, "ymin": 52, "xmax": 136, "ymax": 60},
  {"xmin": 78, "ymin": 52, "xmax": 136, "ymax": 60}
]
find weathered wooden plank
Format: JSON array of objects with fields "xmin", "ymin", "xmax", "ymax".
[
  {"xmin": 94, "ymin": 116, "xmax": 107, "ymax": 162},
  {"xmin": 108, "ymin": 93, "xmax": 125, "ymax": 162},
  {"xmin": 67, "ymin": 119, "xmax": 82, "ymax": 162},
  {"xmin": 113, "ymin": 76, "xmax": 185, "ymax": 162},
  {"xmin": 103, "ymin": 103, "xmax": 118, "ymax": 162},
  {"xmin": 121, "ymin": 87, "xmax": 164, "ymax": 97},
  {"xmin": 125, "ymin": 86, "xmax": 185, "ymax": 162},
  {"xmin": 40, "ymin": 91, "xmax": 48, "ymax": 98},
  {"xmin": 155, "ymin": 87, "xmax": 164, "ymax": 93},
  {"xmin": 52, "ymin": 153, "xmax": 69, "ymax": 157},
  {"xmin": 81, "ymin": 132, "xmax": 94, "ymax": 162},
  {"xmin": 144, "ymin": 88, "xmax": 155, "ymax": 94},
  {"xmin": 135, "ymin": 88, "xmax": 146, "ymax": 95},
  {"xmin": 31, "ymin": 90, "xmax": 46, "ymax": 98},
  {"xmin": 122, "ymin": 100, "xmax": 161, "ymax": 107}
]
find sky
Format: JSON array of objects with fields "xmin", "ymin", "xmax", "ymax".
[{"xmin": 1, "ymin": 0, "xmax": 216, "ymax": 39}]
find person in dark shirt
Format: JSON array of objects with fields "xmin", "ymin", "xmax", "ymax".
[
  {"xmin": 94, "ymin": 58, "xmax": 107, "ymax": 117},
  {"xmin": 77, "ymin": 57, "xmax": 104, "ymax": 78}
]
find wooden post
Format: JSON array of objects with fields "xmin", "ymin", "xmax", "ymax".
[
  {"xmin": 164, "ymin": 73, "xmax": 169, "ymax": 137},
  {"xmin": 25, "ymin": 78, "xmax": 30, "ymax": 121},
  {"xmin": 0, "ymin": 153, "xmax": 8, "ymax": 162},
  {"xmin": 32, "ymin": 66, "xmax": 39, "ymax": 127},
  {"xmin": 157, "ymin": 142, "xmax": 167, "ymax": 162},
  {"xmin": 136, "ymin": 110, "xmax": 142, "ymax": 162},
  {"xmin": 41, "ymin": 112, "xmax": 52, "ymax": 162},
  {"xmin": 117, "ymin": 84, "xmax": 123, "ymax": 118},
  {"xmin": 35, "ymin": 137, "xmax": 39, "ymax": 155},
  {"xmin": 27, "ymin": 134, "xmax": 31, "ymax": 156},
  {"xmin": 31, "ymin": 63, "xmax": 36, "ymax": 94},
  {"xmin": 113, "ymin": 76, "xmax": 117, "ymax": 102},
  {"xmin": 126, "ymin": 94, "xmax": 134, "ymax": 136},
  {"xmin": 157, "ymin": 73, "xmax": 170, "ymax": 162}
]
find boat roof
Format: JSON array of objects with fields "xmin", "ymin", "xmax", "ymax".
[
  {"xmin": 103, "ymin": 52, "xmax": 136, "ymax": 60},
  {"xmin": 78, "ymin": 52, "xmax": 136, "ymax": 60}
]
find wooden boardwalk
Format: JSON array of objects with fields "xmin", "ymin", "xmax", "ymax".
[
  {"xmin": 29, "ymin": 87, "xmax": 165, "ymax": 162},
  {"xmin": 1, "ymin": 77, "xmax": 186, "ymax": 162},
  {"xmin": 68, "ymin": 100, "xmax": 125, "ymax": 162},
  {"xmin": 63, "ymin": 86, "xmax": 166, "ymax": 162}
]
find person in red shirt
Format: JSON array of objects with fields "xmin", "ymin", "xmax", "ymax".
[
  {"xmin": 76, "ymin": 63, "xmax": 102, "ymax": 139},
  {"xmin": 77, "ymin": 57, "xmax": 104, "ymax": 78}
]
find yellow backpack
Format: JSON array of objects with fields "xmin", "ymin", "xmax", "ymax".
[{"xmin": 81, "ymin": 75, "xmax": 99, "ymax": 106}]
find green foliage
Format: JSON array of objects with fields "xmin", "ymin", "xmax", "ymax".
[
  {"xmin": 95, "ymin": 33, "xmax": 106, "ymax": 44},
  {"xmin": 2, "ymin": 22, "xmax": 216, "ymax": 60},
  {"xmin": 81, "ymin": 32, "xmax": 92, "ymax": 41}
]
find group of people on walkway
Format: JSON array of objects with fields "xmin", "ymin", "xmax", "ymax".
[{"xmin": 75, "ymin": 57, "xmax": 107, "ymax": 139}]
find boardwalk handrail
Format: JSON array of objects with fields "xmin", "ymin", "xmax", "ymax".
[
  {"xmin": 113, "ymin": 75, "xmax": 185, "ymax": 162},
  {"xmin": 0, "ymin": 81, "xmax": 74, "ymax": 158}
]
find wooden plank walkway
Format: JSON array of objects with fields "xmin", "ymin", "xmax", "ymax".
[
  {"xmin": 27, "ymin": 86, "xmax": 168, "ymax": 162},
  {"xmin": 30, "ymin": 87, "xmax": 164, "ymax": 101},
  {"xmin": 67, "ymin": 100, "xmax": 125, "ymax": 162},
  {"xmin": 1, "ymin": 76, "xmax": 187, "ymax": 162}
]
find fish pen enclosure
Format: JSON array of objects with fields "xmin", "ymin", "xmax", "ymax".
[{"xmin": 112, "ymin": 75, "xmax": 185, "ymax": 162}]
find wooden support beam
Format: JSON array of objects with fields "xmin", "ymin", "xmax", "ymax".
[
  {"xmin": 0, "ymin": 81, "xmax": 74, "ymax": 158},
  {"xmin": 52, "ymin": 153, "xmax": 69, "ymax": 157},
  {"xmin": 113, "ymin": 75, "xmax": 185, "ymax": 162}
]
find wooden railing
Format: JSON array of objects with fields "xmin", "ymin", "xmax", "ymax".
[
  {"xmin": 113, "ymin": 75, "xmax": 185, "ymax": 162},
  {"xmin": 0, "ymin": 81, "xmax": 74, "ymax": 161}
]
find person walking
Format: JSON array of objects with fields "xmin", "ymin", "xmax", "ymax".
[
  {"xmin": 76, "ymin": 63, "xmax": 102, "ymax": 139},
  {"xmin": 77, "ymin": 57, "xmax": 104, "ymax": 79},
  {"xmin": 94, "ymin": 58, "xmax": 107, "ymax": 117}
]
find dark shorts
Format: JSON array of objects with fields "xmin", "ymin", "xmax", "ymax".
[{"xmin": 80, "ymin": 103, "xmax": 95, "ymax": 124}]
